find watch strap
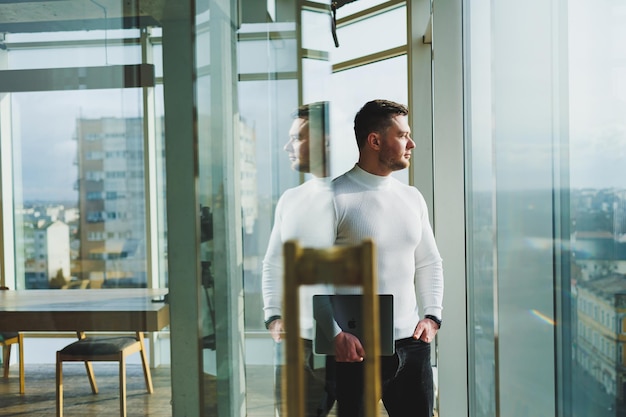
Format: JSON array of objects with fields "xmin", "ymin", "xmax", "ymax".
[{"xmin": 424, "ymin": 314, "xmax": 442, "ymax": 329}]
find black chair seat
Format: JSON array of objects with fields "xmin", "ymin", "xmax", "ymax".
[
  {"xmin": 60, "ymin": 337, "xmax": 139, "ymax": 356},
  {"xmin": 56, "ymin": 332, "xmax": 153, "ymax": 417}
]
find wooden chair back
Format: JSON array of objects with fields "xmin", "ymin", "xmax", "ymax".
[{"xmin": 282, "ymin": 238, "xmax": 381, "ymax": 417}]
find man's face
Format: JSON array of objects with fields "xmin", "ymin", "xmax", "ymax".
[
  {"xmin": 284, "ymin": 117, "xmax": 310, "ymax": 172},
  {"xmin": 378, "ymin": 114, "xmax": 415, "ymax": 173}
]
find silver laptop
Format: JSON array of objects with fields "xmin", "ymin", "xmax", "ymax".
[{"xmin": 312, "ymin": 294, "xmax": 395, "ymax": 356}]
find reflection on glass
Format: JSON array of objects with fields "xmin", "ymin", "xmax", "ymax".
[
  {"xmin": 466, "ymin": 1, "xmax": 496, "ymax": 416},
  {"xmin": 8, "ymin": 30, "xmax": 143, "ymax": 70},
  {"xmin": 466, "ymin": 1, "xmax": 626, "ymax": 416},
  {"xmin": 238, "ymin": 79, "xmax": 299, "ymax": 338},
  {"xmin": 11, "ymin": 90, "xmax": 153, "ymax": 290},
  {"xmin": 569, "ymin": 2, "xmax": 626, "ymax": 416},
  {"xmin": 262, "ymin": 101, "xmax": 336, "ymax": 417}
]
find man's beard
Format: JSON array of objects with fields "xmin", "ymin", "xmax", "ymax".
[
  {"xmin": 380, "ymin": 154, "xmax": 409, "ymax": 172},
  {"xmin": 292, "ymin": 160, "xmax": 310, "ymax": 173}
]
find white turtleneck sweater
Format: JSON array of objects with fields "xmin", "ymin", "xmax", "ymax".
[
  {"xmin": 262, "ymin": 178, "xmax": 336, "ymax": 340},
  {"xmin": 333, "ymin": 164, "xmax": 444, "ymax": 340},
  {"xmin": 262, "ymin": 165, "xmax": 444, "ymax": 341}
]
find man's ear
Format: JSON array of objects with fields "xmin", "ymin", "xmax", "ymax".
[{"xmin": 367, "ymin": 133, "xmax": 381, "ymax": 150}]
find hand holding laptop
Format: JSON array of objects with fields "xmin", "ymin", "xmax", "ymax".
[
  {"xmin": 313, "ymin": 294, "xmax": 395, "ymax": 357},
  {"xmin": 334, "ymin": 331, "xmax": 365, "ymax": 362}
]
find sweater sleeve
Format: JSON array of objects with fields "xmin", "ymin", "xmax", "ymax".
[
  {"xmin": 261, "ymin": 197, "xmax": 285, "ymax": 321},
  {"xmin": 414, "ymin": 194, "xmax": 444, "ymax": 319}
]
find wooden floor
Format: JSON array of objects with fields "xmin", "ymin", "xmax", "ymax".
[
  {"xmin": 0, "ymin": 364, "xmax": 415, "ymax": 417},
  {"xmin": 0, "ymin": 363, "xmax": 276, "ymax": 417}
]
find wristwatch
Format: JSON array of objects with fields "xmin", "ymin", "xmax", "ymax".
[
  {"xmin": 264, "ymin": 315, "xmax": 281, "ymax": 329},
  {"xmin": 424, "ymin": 315, "xmax": 442, "ymax": 329}
]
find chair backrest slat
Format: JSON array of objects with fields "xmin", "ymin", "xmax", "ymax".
[{"xmin": 283, "ymin": 239, "xmax": 381, "ymax": 417}]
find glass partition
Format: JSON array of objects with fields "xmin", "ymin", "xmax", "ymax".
[
  {"xmin": 0, "ymin": 0, "xmax": 415, "ymax": 416},
  {"xmin": 465, "ymin": 1, "xmax": 626, "ymax": 416},
  {"xmin": 14, "ymin": 90, "xmax": 149, "ymax": 289},
  {"xmin": 1, "ymin": 26, "xmax": 165, "ymax": 290},
  {"xmin": 0, "ymin": 2, "xmax": 171, "ymax": 415}
]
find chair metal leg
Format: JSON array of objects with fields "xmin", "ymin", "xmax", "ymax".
[{"xmin": 56, "ymin": 351, "xmax": 63, "ymax": 417}]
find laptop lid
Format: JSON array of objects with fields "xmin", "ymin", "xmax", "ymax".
[{"xmin": 312, "ymin": 294, "xmax": 394, "ymax": 356}]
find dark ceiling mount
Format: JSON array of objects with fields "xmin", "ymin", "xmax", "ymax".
[{"xmin": 330, "ymin": 0, "xmax": 359, "ymax": 47}]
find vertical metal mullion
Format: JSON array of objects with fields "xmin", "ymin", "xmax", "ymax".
[
  {"xmin": 431, "ymin": 0, "xmax": 469, "ymax": 416},
  {"xmin": 0, "ymin": 44, "xmax": 16, "ymax": 289},
  {"xmin": 552, "ymin": 1, "xmax": 571, "ymax": 415},
  {"xmin": 140, "ymin": 27, "xmax": 159, "ymax": 291},
  {"xmin": 162, "ymin": 3, "xmax": 204, "ymax": 415},
  {"xmin": 140, "ymin": 26, "xmax": 164, "ymax": 369}
]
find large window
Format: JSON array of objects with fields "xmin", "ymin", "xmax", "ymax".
[
  {"xmin": 465, "ymin": 0, "xmax": 626, "ymax": 416},
  {"xmin": 1, "ymin": 29, "xmax": 166, "ymax": 290},
  {"xmin": 1, "ymin": 1, "xmax": 419, "ymax": 416}
]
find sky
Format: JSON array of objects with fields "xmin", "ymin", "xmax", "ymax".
[
  {"xmin": 13, "ymin": 88, "xmax": 144, "ymax": 202},
  {"xmin": 6, "ymin": 0, "xmax": 626, "ymax": 205}
]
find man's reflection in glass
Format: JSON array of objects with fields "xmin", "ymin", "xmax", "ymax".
[{"xmin": 262, "ymin": 102, "xmax": 336, "ymax": 417}]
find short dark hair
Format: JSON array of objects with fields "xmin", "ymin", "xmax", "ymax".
[
  {"xmin": 292, "ymin": 101, "xmax": 328, "ymax": 120},
  {"xmin": 353, "ymin": 99, "xmax": 409, "ymax": 148}
]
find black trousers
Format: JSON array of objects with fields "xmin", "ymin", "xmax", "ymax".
[
  {"xmin": 274, "ymin": 339, "xmax": 336, "ymax": 417},
  {"xmin": 335, "ymin": 338, "xmax": 434, "ymax": 417}
]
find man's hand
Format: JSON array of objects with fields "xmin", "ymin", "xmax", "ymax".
[
  {"xmin": 268, "ymin": 318, "xmax": 284, "ymax": 342},
  {"xmin": 334, "ymin": 331, "xmax": 365, "ymax": 362},
  {"xmin": 413, "ymin": 317, "xmax": 439, "ymax": 343}
]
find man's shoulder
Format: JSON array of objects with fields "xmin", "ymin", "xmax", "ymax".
[
  {"xmin": 276, "ymin": 179, "xmax": 333, "ymax": 209},
  {"xmin": 331, "ymin": 166, "xmax": 358, "ymax": 187},
  {"xmin": 279, "ymin": 179, "xmax": 317, "ymax": 198},
  {"xmin": 331, "ymin": 172, "xmax": 350, "ymax": 185},
  {"xmin": 393, "ymin": 180, "xmax": 425, "ymax": 199}
]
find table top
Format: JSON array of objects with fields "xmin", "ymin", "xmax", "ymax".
[{"xmin": 0, "ymin": 288, "xmax": 170, "ymax": 332}]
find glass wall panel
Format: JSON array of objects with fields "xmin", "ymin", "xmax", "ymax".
[
  {"xmin": 332, "ymin": 5, "xmax": 406, "ymax": 64},
  {"xmin": 237, "ymin": 36, "xmax": 298, "ymax": 75},
  {"xmin": 466, "ymin": 0, "xmax": 626, "ymax": 416},
  {"xmin": 7, "ymin": 31, "xmax": 142, "ymax": 70},
  {"xmin": 302, "ymin": 7, "xmax": 334, "ymax": 52},
  {"xmin": 238, "ymin": 79, "xmax": 299, "ymax": 335},
  {"xmin": 10, "ymin": 89, "xmax": 151, "ymax": 289},
  {"xmin": 336, "ymin": 0, "xmax": 392, "ymax": 16},
  {"xmin": 465, "ymin": 1, "xmax": 496, "ymax": 415},
  {"xmin": 236, "ymin": 10, "xmax": 302, "ymax": 416},
  {"xmin": 569, "ymin": 1, "xmax": 626, "ymax": 416},
  {"xmin": 0, "ymin": 1, "xmax": 171, "ymax": 416},
  {"xmin": 2, "ymin": 26, "xmax": 163, "ymax": 291},
  {"xmin": 466, "ymin": 0, "xmax": 561, "ymax": 416},
  {"xmin": 1, "ymin": 0, "xmax": 416, "ymax": 416},
  {"xmin": 329, "ymin": 56, "xmax": 408, "ymax": 183}
]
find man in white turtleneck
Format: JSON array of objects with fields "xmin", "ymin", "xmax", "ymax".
[
  {"xmin": 331, "ymin": 99, "xmax": 444, "ymax": 417},
  {"xmin": 262, "ymin": 102, "xmax": 336, "ymax": 417}
]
